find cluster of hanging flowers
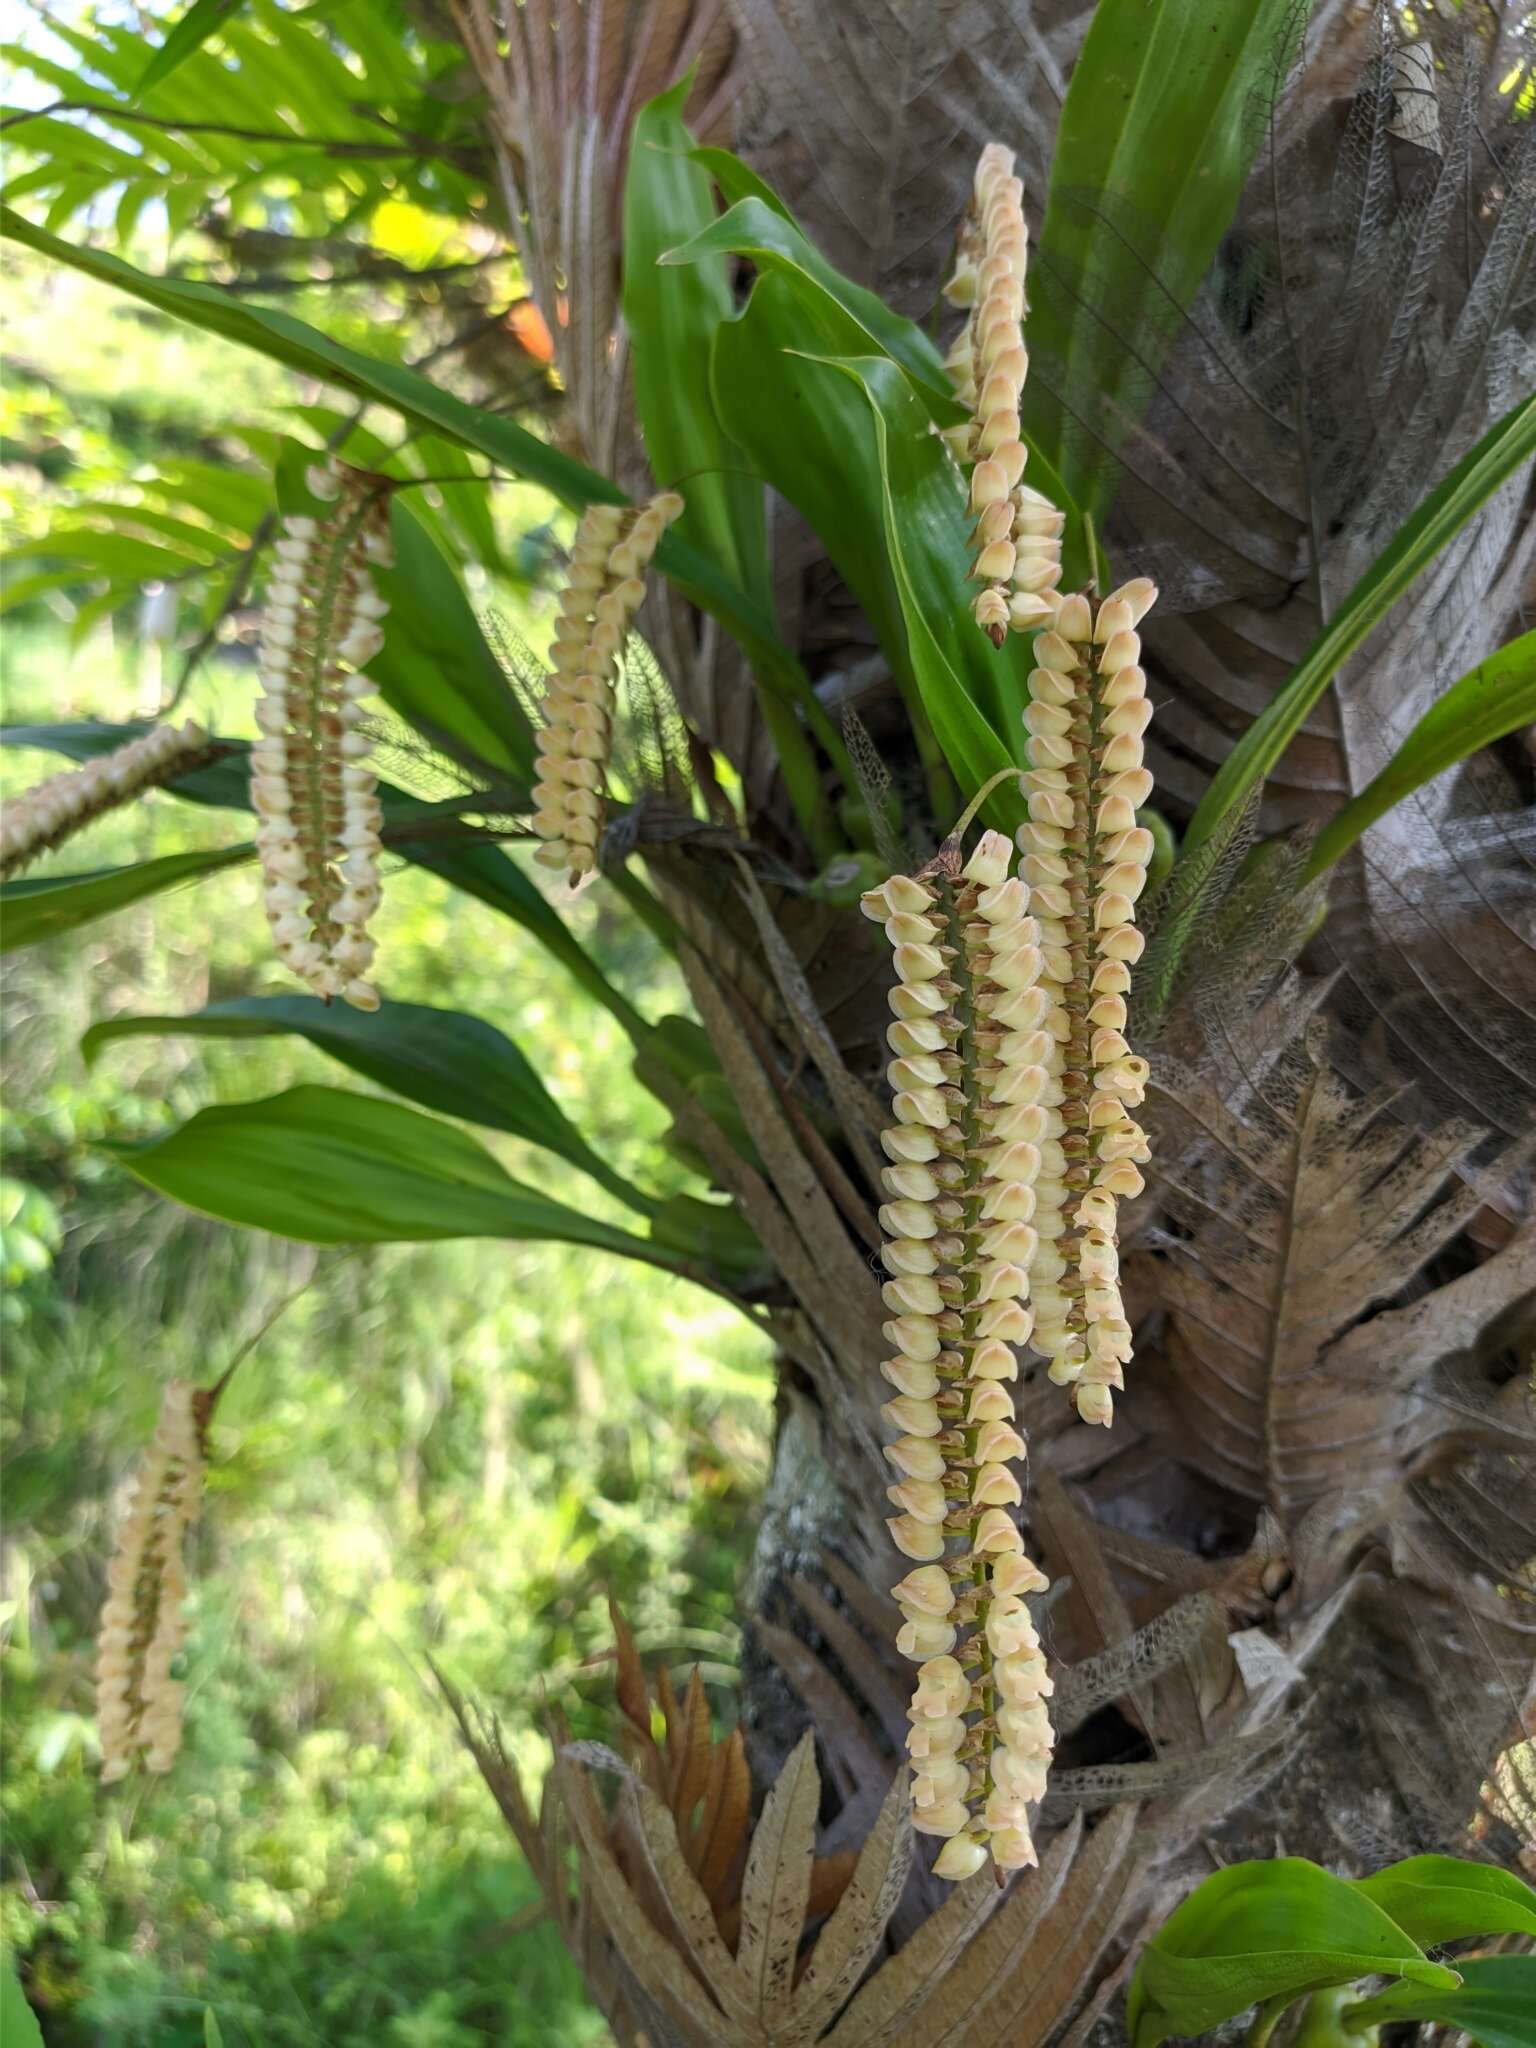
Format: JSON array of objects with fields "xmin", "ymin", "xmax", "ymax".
[
  {"xmin": 943, "ymin": 143, "xmax": 1064, "ymax": 646},
  {"xmin": 1018, "ymin": 584, "xmax": 1156, "ymax": 1426},
  {"xmin": 532, "ymin": 491, "xmax": 684, "ymax": 879},
  {"xmin": 95, "ymin": 1379, "xmax": 206, "ymax": 1781},
  {"xmin": 252, "ymin": 460, "xmax": 392, "ymax": 1011},
  {"xmin": 0, "ymin": 720, "xmax": 210, "ymax": 880},
  {"xmin": 862, "ymin": 828, "xmax": 1057, "ymax": 1880}
]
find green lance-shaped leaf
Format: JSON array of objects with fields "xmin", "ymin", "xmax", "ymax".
[
  {"xmin": 1025, "ymin": 0, "xmax": 1305, "ymax": 522},
  {"xmin": 132, "ymin": 0, "xmax": 249, "ymax": 98},
  {"xmin": 1125, "ymin": 1857, "xmax": 1461, "ymax": 2048},
  {"xmin": 108, "ymin": 1085, "xmax": 685, "ymax": 1269},
  {"xmin": 804, "ymin": 353, "xmax": 1032, "ymax": 834},
  {"xmin": 0, "ymin": 207, "xmax": 850, "ymax": 846},
  {"xmin": 623, "ymin": 78, "xmax": 771, "ymax": 610},
  {"xmin": 1, "ymin": 1949, "xmax": 44, "ymax": 2048},
  {"xmin": 707, "ymin": 272, "xmax": 1045, "ymax": 797},
  {"xmin": 81, "ymin": 997, "xmax": 653, "ymax": 1218},
  {"xmin": 1187, "ymin": 392, "xmax": 1536, "ymax": 854},
  {"xmin": 0, "ymin": 845, "xmax": 252, "ymax": 952},
  {"xmin": 373, "ymin": 500, "xmax": 536, "ymax": 786},
  {"xmin": 1343, "ymin": 1958, "xmax": 1536, "ymax": 2048},
  {"xmin": 1306, "ymin": 630, "xmax": 1536, "ymax": 877},
  {"xmin": 1349, "ymin": 1855, "xmax": 1536, "ymax": 1947},
  {"xmin": 687, "ymin": 147, "xmax": 795, "ymax": 220},
  {"xmin": 663, "ymin": 195, "xmax": 962, "ymax": 425}
]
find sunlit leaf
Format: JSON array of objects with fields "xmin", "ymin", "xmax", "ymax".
[
  {"xmin": 82, "ymin": 996, "xmax": 653, "ymax": 1215},
  {"xmin": 1026, "ymin": 0, "xmax": 1303, "ymax": 521},
  {"xmin": 109, "ymin": 1085, "xmax": 683, "ymax": 1267},
  {"xmin": 132, "ymin": 0, "xmax": 248, "ymax": 98},
  {"xmin": 662, "ymin": 195, "xmax": 961, "ymax": 423},
  {"xmin": 623, "ymin": 77, "xmax": 771, "ymax": 608},
  {"xmin": 1126, "ymin": 1858, "xmax": 1460, "ymax": 2047},
  {"xmin": 1345, "ymin": 1958, "xmax": 1536, "ymax": 2048},
  {"xmin": 0, "ymin": 1950, "xmax": 43, "ymax": 2048},
  {"xmin": 1350, "ymin": 1855, "xmax": 1536, "ymax": 1946}
]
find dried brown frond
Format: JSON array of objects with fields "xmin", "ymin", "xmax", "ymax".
[{"xmin": 1137, "ymin": 995, "xmax": 1530, "ymax": 1521}]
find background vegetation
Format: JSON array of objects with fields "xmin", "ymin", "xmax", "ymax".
[{"xmin": 2, "ymin": 227, "xmax": 771, "ymax": 2047}]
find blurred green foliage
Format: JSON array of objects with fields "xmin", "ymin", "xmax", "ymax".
[{"xmin": 1, "ymin": 253, "xmax": 771, "ymax": 2046}]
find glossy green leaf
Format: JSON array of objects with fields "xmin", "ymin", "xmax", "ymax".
[
  {"xmin": 1026, "ymin": 0, "xmax": 1302, "ymax": 521},
  {"xmin": 81, "ymin": 996, "xmax": 652, "ymax": 1216},
  {"xmin": 204, "ymin": 2011, "xmax": 225, "ymax": 2048},
  {"xmin": 133, "ymin": 0, "xmax": 248, "ymax": 98},
  {"xmin": 663, "ymin": 196, "xmax": 963, "ymax": 425},
  {"xmin": 0, "ymin": 845, "xmax": 251, "ymax": 952},
  {"xmin": 617, "ymin": 84, "xmax": 841, "ymax": 847},
  {"xmin": 623, "ymin": 77, "xmax": 771, "ymax": 608},
  {"xmin": 687, "ymin": 146, "xmax": 795, "ymax": 220},
  {"xmin": 1345, "ymin": 1958, "xmax": 1536, "ymax": 2048},
  {"xmin": 810, "ymin": 353, "xmax": 1030, "ymax": 833},
  {"xmin": 711, "ymin": 280, "xmax": 907, "ymax": 683},
  {"xmin": 109, "ymin": 1086, "xmax": 683, "ymax": 1267},
  {"xmin": 1, "ymin": 1951, "xmax": 44, "ymax": 2048},
  {"xmin": 1350, "ymin": 1855, "xmax": 1536, "ymax": 1947},
  {"xmin": 1187, "ymin": 393, "xmax": 1536, "ymax": 852},
  {"xmin": 1307, "ymin": 631, "xmax": 1536, "ymax": 876},
  {"xmin": 1126, "ymin": 1858, "xmax": 1461, "ymax": 2048},
  {"xmin": 707, "ymin": 273, "xmax": 1035, "ymax": 812},
  {"xmin": 372, "ymin": 500, "xmax": 534, "ymax": 784},
  {"xmin": 0, "ymin": 208, "xmax": 820, "ymax": 729}
]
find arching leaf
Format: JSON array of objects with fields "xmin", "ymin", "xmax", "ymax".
[
  {"xmin": 82, "ymin": 996, "xmax": 653, "ymax": 1216},
  {"xmin": 0, "ymin": 845, "xmax": 251, "ymax": 952},
  {"xmin": 108, "ymin": 1085, "xmax": 683, "ymax": 1268}
]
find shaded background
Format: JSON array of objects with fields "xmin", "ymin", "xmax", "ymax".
[{"xmin": 1, "ymin": 16, "xmax": 772, "ymax": 2036}]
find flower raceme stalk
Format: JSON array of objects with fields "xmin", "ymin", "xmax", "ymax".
[
  {"xmin": 532, "ymin": 490, "xmax": 685, "ymax": 879},
  {"xmin": 253, "ymin": 460, "xmax": 392, "ymax": 1011},
  {"xmin": 862, "ymin": 828, "xmax": 1056, "ymax": 1880},
  {"xmin": 944, "ymin": 144, "xmax": 1063, "ymax": 646},
  {"xmin": 95, "ymin": 1379, "xmax": 206, "ymax": 1782},
  {"xmin": 0, "ymin": 720, "xmax": 210, "ymax": 879},
  {"xmin": 1018, "ymin": 582, "xmax": 1158, "ymax": 1427}
]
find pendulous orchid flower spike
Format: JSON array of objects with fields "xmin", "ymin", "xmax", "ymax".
[
  {"xmin": 252, "ymin": 459, "xmax": 393, "ymax": 1011},
  {"xmin": 862, "ymin": 830, "xmax": 1056, "ymax": 1877}
]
